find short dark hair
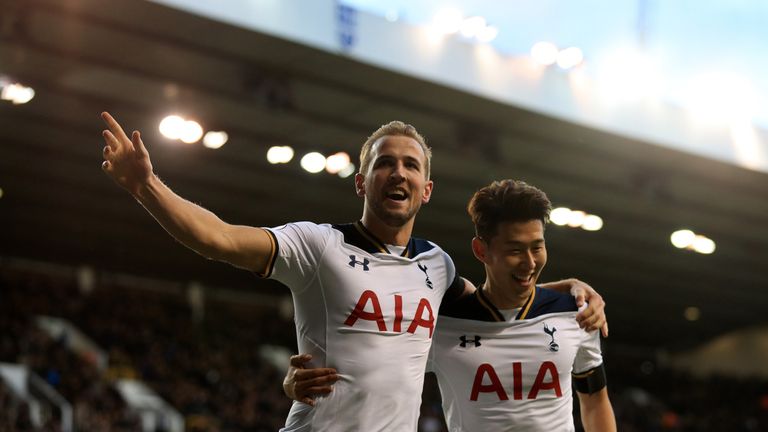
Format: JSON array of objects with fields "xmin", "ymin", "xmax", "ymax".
[{"xmin": 467, "ymin": 180, "xmax": 552, "ymax": 241}]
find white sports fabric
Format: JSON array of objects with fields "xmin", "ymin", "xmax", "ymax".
[
  {"xmin": 429, "ymin": 302, "xmax": 602, "ymax": 431},
  {"xmin": 265, "ymin": 222, "xmax": 459, "ymax": 432}
]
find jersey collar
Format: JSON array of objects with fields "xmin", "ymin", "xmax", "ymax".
[
  {"xmin": 332, "ymin": 221, "xmax": 413, "ymax": 257},
  {"xmin": 476, "ymin": 284, "xmax": 537, "ymax": 322}
]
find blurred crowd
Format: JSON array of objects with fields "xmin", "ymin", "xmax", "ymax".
[{"xmin": 1, "ymin": 262, "xmax": 767, "ymax": 431}]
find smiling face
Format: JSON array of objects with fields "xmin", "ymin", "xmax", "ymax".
[
  {"xmin": 355, "ymin": 135, "xmax": 433, "ymax": 229},
  {"xmin": 473, "ymin": 220, "xmax": 548, "ymax": 295}
]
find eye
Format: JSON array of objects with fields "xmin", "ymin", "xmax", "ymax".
[{"xmin": 374, "ymin": 158, "xmax": 394, "ymax": 168}]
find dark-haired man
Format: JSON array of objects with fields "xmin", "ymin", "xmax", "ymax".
[{"xmin": 429, "ymin": 179, "xmax": 615, "ymax": 431}]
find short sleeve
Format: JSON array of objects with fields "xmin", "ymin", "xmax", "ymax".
[{"xmin": 264, "ymin": 222, "xmax": 331, "ymax": 293}]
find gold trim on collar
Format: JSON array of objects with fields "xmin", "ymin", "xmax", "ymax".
[
  {"xmin": 516, "ymin": 288, "xmax": 536, "ymax": 320},
  {"xmin": 354, "ymin": 221, "xmax": 412, "ymax": 256},
  {"xmin": 475, "ymin": 285, "xmax": 505, "ymax": 322}
]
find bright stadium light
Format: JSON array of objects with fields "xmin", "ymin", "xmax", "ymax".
[
  {"xmin": 432, "ymin": 8, "xmax": 463, "ymax": 35},
  {"xmin": 531, "ymin": 42, "xmax": 559, "ymax": 66},
  {"xmin": 180, "ymin": 120, "xmax": 203, "ymax": 144},
  {"xmin": 460, "ymin": 16, "xmax": 486, "ymax": 38},
  {"xmin": 581, "ymin": 215, "xmax": 603, "ymax": 231},
  {"xmin": 1, "ymin": 83, "xmax": 35, "ymax": 104},
  {"xmin": 338, "ymin": 163, "xmax": 356, "ymax": 178},
  {"xmin": 692, "ymin": 235, "xmax": 716, "ymax": 254},
  {"xmin": 670, "ymin": 229, "xmax": 695, "ymax": 249},
  {"xmin": 557, "ymin": 47, "xmax": 584, "ymax": 70},
  {"xmin": 203, "ymin": 131, "xmax": 228, "ymax": 149},
  {"xmin": 267, "ymin": 146, "xmax": 294, "ymax": 164},
  {"xmin": 325, "ymin": 152, "xmax": 351, "ymax": 174},
  {"xmin": 566, "ymin": 210, "xmax": 586, "ymax": 228},
  {"xmin": 301, "ymin": 152, "xmax": 326, "ymax": 173},
  {"xmin": 550, "ymin": 207, "xmax": 571, "ymax": 226},
  {"xmin": 476, "ymin": 25, "xmax": 498, "ymax": 43},
  {"xmin": 159, "ymin": 115, "xmax": 186, "ymax": 140}
]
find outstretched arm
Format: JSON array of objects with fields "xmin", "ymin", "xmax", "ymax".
[
  {"xmin": 577, "ymin": 388, "xmax": 616, "ymax": 432},
  {"xmin": 100, "ymin": 112, "xmax": 273, "ymax": 272},
  {"xmin": 283, "ymin": 354, "xmax": 339, "ymax": 406},
  {"xmin": 539, "ymin": 278, "xmax": 608, "ymax": 337}
]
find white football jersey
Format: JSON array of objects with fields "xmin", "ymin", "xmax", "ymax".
[
  {"xmin": 429, "ymin": 286, "xmax": 603, "ymax": 432},
  {"xmin": 263, "ymin": 221, "xmax": 462, "ymax": 432}
]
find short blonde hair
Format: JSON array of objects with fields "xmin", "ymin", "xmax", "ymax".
[{"xmin": 359, "ymin": 121, "xmax": 432, "ymax": 179}]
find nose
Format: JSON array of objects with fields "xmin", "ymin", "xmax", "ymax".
[
  {"xmin": 389, "ymin": 161, "xmax": 407, "ymax": 181},
  {"xmin": 523, "ymin": 251, "xmax": 536, "ymax": 269}
]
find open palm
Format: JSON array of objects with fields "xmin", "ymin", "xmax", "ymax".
[{"xmin": 100, "ymin": 112, "xmax": 154, "ymax": 196}]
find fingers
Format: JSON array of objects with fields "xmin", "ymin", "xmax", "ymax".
[
  {"xmin": 295, "ymin": 368, "xmax": 338, "ymax": 380},
  {"xmin": 289, "ymin": 354, "xmax": 312, "ymax": 368},
  {"xmin": 572, "ymin": 287, "xmax": 586, "ymax": 308},
  {"xmin": 577, "ymin": 301, "xmax": 607, "ymax": 334},
  {"xmin": 102, "ymin": 130, "xmax": 120, "ymax": 150},
  {"xmin": 101, "ymin": 160, "xmax": 111, "ymax": 172},
  {"xmin": 601, "ymin": 321, "xmax": 609, "ymax": 338},
  {"xmin": 101, "ymin": 111, "xmax": 131, "ymax": 147},
  {"xmin": 132, "ymin": 130, "xmax": 148, "ymax": 155}
]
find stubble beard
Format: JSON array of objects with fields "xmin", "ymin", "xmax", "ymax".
[{"xmin": 369, "ymin": 196, "xmax": 420, "ymax": 228}]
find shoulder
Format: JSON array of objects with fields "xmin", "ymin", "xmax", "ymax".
[
  {"xmin": 525, "ymin": 287, "xmax": 578, "ymax": 319},
  {"xmin": 439, "ymin": 289, "xmax": 497, "ymax": 321}
]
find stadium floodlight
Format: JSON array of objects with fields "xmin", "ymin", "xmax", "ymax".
[
  {"xmin": 338, "ymin": 163, "xmax": 356, "ymax": 178},
  {"xmin": 432, "ymin": 8, "xmax": 463, "ymax": 35},
  {"xmin": 476, "ymin": 25, "xmax": 498, "ymax": 43},
  {"xmin": 692, "ymin": 235, "xmax": 716, "ymax": 254},
  {"xmin": 670, "ymin": 229, "xmax": 696, "ymax": 249},
  {"xmin": 180, "ymin": 120, "xmax": 203, "ymax": 144},
  {"xmin": 0, "ymin": 83, "xmax": 35, "ymax": 104},
  {"xmin": 550, "ymin": 207, "xmax": 571, "ymax": 226},
  {"xmin": 300, "ymin": 152, "xmax": 326, "ymax": 174},
  {"xmin": 325, "ymin": 152, "xmax": 351, "ymax": 174},
  {"xmin": 581, "ymin": 215, "xmax": 603, "ymax": 231},
  {"xmin": 566, "ymin": 210, "xmax": 586, "ymax": 228},
  {"xmin": 203, "ymin": 131, "xmax": 228, "ymax": 149},
  {"xmin": 531, "ymin": 42, "xmax": 559, "ymax": 66},
  {"xmin": 460, "ymin": 16, "xmax": 486, "ymax": 38},
  {"xmin": 557, "ymin": 47, "xmax": 583, "ymax": 70},
  {"xmin": 159, "ymin": 115, "xmax": 186, "ymax": 140},
  {"xmin": 266, "ymin": 146, "xmax": 294, "ymax": 164}
]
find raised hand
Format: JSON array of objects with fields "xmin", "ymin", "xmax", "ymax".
[{"xmin": 100, "ymin": 112, "xmax": 154, "ymax": 197}]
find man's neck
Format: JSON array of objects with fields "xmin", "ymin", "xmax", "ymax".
[
  {"xmin": 482, "ymin": 278, "xmax": 533, "ymax": 310},
  {"xmin": 360, "ymin": 213, "xmax": 413, "ymax": 246}
]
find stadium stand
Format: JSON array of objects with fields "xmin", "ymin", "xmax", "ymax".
[{"xmin": 2, "ymin": 259, "xmax": 767, "ymax": 431}]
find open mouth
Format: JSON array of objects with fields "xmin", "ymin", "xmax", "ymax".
[
  {"xmin": 386, "ymin": 190, "xmax": 408, "ymax": 201},
  {"xmin": 513, "ymin": 274, "xmax": 534, "ymax": 285}
]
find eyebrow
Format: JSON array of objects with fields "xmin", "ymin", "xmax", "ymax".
[
  {"xmin": 374, "ymin": 154, "xmax": 423, "ymax": 169},
  {"xmin": 503, "ymin": 239, "xmax": 545, "ymax": 246}
]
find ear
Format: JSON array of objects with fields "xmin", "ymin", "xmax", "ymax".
[
  {"xmin": 354, "ymin": 173, "xmax": 366, "ymax": 197},
  {"xmin": 421, "ymin": 180, "xmax": 434, "ymax": 204},
  {"xmin": 471, "ymin": 237, "xmax": 488, "ymax": 264}
]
